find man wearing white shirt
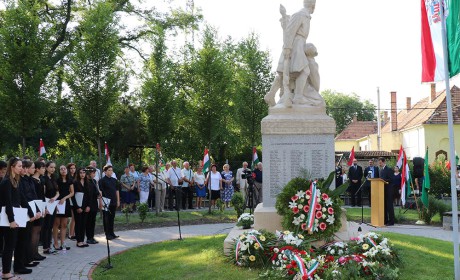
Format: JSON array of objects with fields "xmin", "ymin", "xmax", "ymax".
[
  {"xmin": 167, "ymin": 161, "xmax": 183, "ymax": 211},
  {"xmin": 236, "ymin": 162, "xmax": 250, "ymax": 202},
  {"xmin": 181, "ymin": 162, "xmax": 194, "ymax": 210}
]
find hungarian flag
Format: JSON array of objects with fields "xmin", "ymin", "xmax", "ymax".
[
  {"xmin": 421, "ymin": 147, "xmax": 431, "ymax": 207},
  {"xmin": 347, "ymin": 146, "xmax": 355, "ymax": 166},
  {"xmin": 401, "ymin": 151, "xmax": 412, "ymax": 206},
  {"xmin": 252, "ymin": 147, "xmax": 260, "ymax": 169},
  {"xmin": 39, "ymin": 138, "xmax": 47, "ymax": 159},
  {"xmin": 202, "ymin": 148, "xmax": 210, "ymax": 173},
  {"xmin": 445, "ymin": 150, "xmax": 459, "ymax": 169},
  {"xmin": 104, "ymin": 142, "xmax": 112, "ymax": 165},
  {"xmin": 421, "ymin": 0, "xmax": 460, "ymax": 82},
  {"xmin": 396, "ymin": 145, "xmax": 404, "ymax": 168}
]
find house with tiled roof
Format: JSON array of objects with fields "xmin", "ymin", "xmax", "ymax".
[
  {"xmin": 334, "ymin": 116, "xmax": 378, "ymax": 151},
  {"xmin": 335, "ymin": 84, "xmax": 460, "ymax": 161}
]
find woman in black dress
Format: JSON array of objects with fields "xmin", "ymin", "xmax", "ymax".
[
  {"xmin": 31, "ymin": 161, "xmax": 46, "ymax": 261},
  {"xmin": 85, "ymin": 167, "xmax": 101, "ymax": 244},
  {"xmin": 42, "ymin": 161, "xmax": 59, "ymax": 254},
  {"xmin": 392, "ymin": 166, "xmax": 402, "ymax": 206},
  {"xmin": 52, "ymin": 165, "xmax": 74, "ymax": 251},
  {"xmin": 0, "ymin": 158, "xmax": 23, "ymax": 280},
  {"xmin": 67, "ymin": 163, "xmax": 77, "ymax": 240},
  {"xmin": 72, "ymin": 168, "xmax": 89, "ymax": 247}
]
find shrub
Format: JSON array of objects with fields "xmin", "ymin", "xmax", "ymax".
[
  {"xmin": 231, "ymin": 192, "xmax": 245, "ymax": 218},
  {"xmin": 216, "ymin": 199, "xmax": 225, "ymax": 212},
  {"xmin": 121, "ymin": 205, "xmax": 132, "ymax": 224},
  {"xmin": 137, "ymin": 202, "xmax": 149, "ymax": 223},
  {"xmin": 428, "ymin": 158, "xmax": 451, "ymax": 198},
  {"xmin": 418, "ymin": 195, "xmax": 451, "ymax": 224}
]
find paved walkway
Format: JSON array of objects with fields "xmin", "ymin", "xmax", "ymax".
[
  {"xmin": 13, "ymin": 223, "xmax": 235, "ymax": 280},
  {"xmin": 6, "ymin": 221, "xmax": 458, "ymax": 280}
]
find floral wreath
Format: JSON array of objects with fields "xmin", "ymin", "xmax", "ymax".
[{"xmin": 275, "ymin": 173, "xmax": 348, "ymax": 241}]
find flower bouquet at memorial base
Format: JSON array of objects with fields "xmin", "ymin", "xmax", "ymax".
[
  {"xmin": 230, "ymin": 229, "xmax": 276, "ymax": 268},
  {"xmin": 237, "ymin": 213, "xmax": 254, "ymax": 229},
  {"xmin": 275, "ymin": 173, "xmax": 349, "ymax": 241}
]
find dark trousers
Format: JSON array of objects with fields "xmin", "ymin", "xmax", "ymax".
[
  {"xmin": 86, "ymin": 211, "xmax": 97, "ymax": 240},
  {"xmin": 103, "ymin": 205, "xmax": 116, "ymax": 236},
  {"xmin": 349, "ymin": 183, "xmax": 362, "ymax": 206},
  {"xmin": 2, "ymin": 228, "xmax": 17, "ymax": 274},
  {"xmin": 148, "ymin": 190, "xmax": 155, "ymax": 209},
  {"xmin": 75, "ymin": 211, "xmax": 87, "ymax": 243},
  {"xmin": 168, "ymin": 186, "xmax": 182, "ymax": 211},
  {"xmin": 14, "ymin": 225, "xmax": 30, "ymax": 270},
  {"xmin": 181, "ymin": 187, "xmax": 193, "ymax": 209},
  {"xmin": 384, "ymin": 185, "xmax": 395, "ymax": 225},
  {"xmin": 42, "ymin": 214, "xmax": 55, "ymax": 250},
  {"xmin": 0, "ymin": 226, "xmax": 4, "ymax": 255}
]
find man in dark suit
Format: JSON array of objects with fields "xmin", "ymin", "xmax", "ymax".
[
  {"xmin": 348, "ymin": 158, "xmax": 363, "ymax": 206},
  {"xmin": 378, "ymin": 157, "xmax": 394, "ymax": 226},
  {"xmin": 363, "ymin": 159, "xmax": 379, "ymax": 206}
]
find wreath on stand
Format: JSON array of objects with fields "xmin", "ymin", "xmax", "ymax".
[{"xmin": 275, "ymin": 172, "xmax": 348, "ymax": 241}]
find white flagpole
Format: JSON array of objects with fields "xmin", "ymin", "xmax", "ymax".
[{"xmin": 440, "ymin": 3, "xmax": 460, "ymax": 279}]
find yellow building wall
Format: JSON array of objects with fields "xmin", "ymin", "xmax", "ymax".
[
  {"xmin": 335, "ymin": 140, "xmax": 358, "ymax": 151},
  {"xmin": 424, "ymin": 124, "xmax": 460, "ymax": 162},
  {"xmin": 380, "ymin": 131, "xmax": 401, "ymax": 152}
]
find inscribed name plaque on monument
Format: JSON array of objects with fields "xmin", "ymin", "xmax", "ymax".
[{"xmin": 262, "ymin": 134, "xmax": 334, "ymax": 208}]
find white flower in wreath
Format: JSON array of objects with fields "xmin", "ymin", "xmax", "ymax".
[
  {"xmin": 296, "ymin": 190, "xmax": 306, "ymax": 198},
  {"xmin": 240, "ymin": 242, "xmax": 249, "ymax": 251},
  {"xmin": 338, "ymin": 249, "xmax": 344, "ymax": 255},
  {"xmin": 306, "ymin": 195, "xmax": 310, "ymax": 200},
  {"xmin": 322, "ymin": 207, "xmax": 327, "ymax": 212},
  {"xmin": 330, "ymin": 249, "xmax": 335, "ymax": 255},
  {"xmin": 300, "ymin": 214, "xmax": 305, "ymax": 219},
  {"xmin": 380, "ymin": 238, "xmax": 389, "ymax": 246},
  {"xmin": 289, "ymin": 201, "xmax": 298, "ymax": 209},
  {"xmin": 298, "ymin": 204, "xmax": 303, "ymax": 209},
  {"xmin": 324, "ymin": 198, "xmax": 333, "ymax": 206},
  {"xmin": 326, "ymin": 215, "xmax": 335, "ymax": 225},
  {"xmin": 293, "ymin": 216, "xmax": 302, "ymax": 225},
  {"xmin": 322, "ymin": 214, "xmax": 326, "ymax": 219}
]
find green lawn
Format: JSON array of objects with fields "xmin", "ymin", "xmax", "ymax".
[
  {"xmin": 345, "ymin": 207, "xmax": 441, "ymax": 224},
  {"xmin": 95, "ymin": 209, "xmax": 238, "ymax": 227},
  {"xmin": 92, "ymin": 232, "xmax": 455, "ymax": 280}
]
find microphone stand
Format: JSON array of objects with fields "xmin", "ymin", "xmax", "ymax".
[
  {"xmin": 357, "ymin": 173, "xmax": 375, "ymax": 232},
  {"xmin": 101, "ymin": 197, "xmax": 113, "ymax": 270}
]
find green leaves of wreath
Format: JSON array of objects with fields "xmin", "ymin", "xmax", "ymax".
[{"xmin": 275, "ymin": 172, "xmax": 349, "ymax": 241}]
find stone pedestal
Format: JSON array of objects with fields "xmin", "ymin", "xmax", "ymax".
[{"xmin": 254, "ymin": 105, "xmax": 336, "ymax": 230}]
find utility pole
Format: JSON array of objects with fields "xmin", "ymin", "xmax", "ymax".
[{"xmin": 377, "ymin": 87, "xmax": 381, "ymax": 151}]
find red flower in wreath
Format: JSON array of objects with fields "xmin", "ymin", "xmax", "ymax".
[
  {"xmin": 319, "ymin": 222, "xmax": 327, "ymax": 231},
  {"xmin": 328, "ymin": 207, "xmax": 334, "ymax": 215},
  {"xmin": 315, "ymin": 211, "xmax": 323, "ymax": 219},
  {"xmin": 322, "ymin": 193, "xmax": 329, "ymax": 200},
  {"xmin": 306, "ymin": 190, "xmax": 312, "ymax": 196},
  {"xmin": 303, "ymin": 205, "xmax": 310, "ymax": 212},
  {"xmin": 301, "ymin": 223, "xmax": 307, "ymax": 230},
  {"xmin": 291, "ymin": 195, "xmax": 299, "ymax": 202},
  {"xmin": 293, "ymin": 207, "xmax": 299, "ymax": 214},
  {"xmin": 315, "ymin": 203, "xmax": 322, "ymax": 210}
]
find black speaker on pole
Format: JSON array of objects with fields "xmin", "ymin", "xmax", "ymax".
[{"xmin": 413, "ymin": 157, "xmax": 424, "ymax": 178}]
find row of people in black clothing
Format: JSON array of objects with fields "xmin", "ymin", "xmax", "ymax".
[{"xmin": 0, "ymin": 158, "xmax": 120, "ymax": 280}]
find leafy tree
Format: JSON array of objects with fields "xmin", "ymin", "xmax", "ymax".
[
  {"xmin": 66, "ymin": 1, "xmax": 127, "ymax": 164},
  {"xmin": 321, "ymin": 90, "xmax": 376, "ymax": 134},
  {"xmin": 231, "ymin": 33, "xmax": 272, "ymax": 151},
  {"xmin": 0, "ymin": 0, "xmax": 73, "ymax": 155}
]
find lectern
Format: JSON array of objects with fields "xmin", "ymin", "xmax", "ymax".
[{"xmin": 368, "ymin": 178, "xmax": 385, "ymax": 227}]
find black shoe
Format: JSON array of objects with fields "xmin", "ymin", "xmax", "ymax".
[
  {"xmin": 69, "ymin": 235, "xmax": 76, "ymax": 241},
  {"xmin": 106, "ymin": 235, "xmax": 114, "ymax": 240},
  {"xmin": 54, "ymin": 245, "xmax": 63, "ymax": 251},
  {"xmin": 15, "ymin": 268, "xmax": 33, "ymax": 274},
  {"xmin": 34, "ymin": 255, "xmax": 46, "ymax": 261},
  {"xmin": 111, "ymin": 234, "xmax": 119, "ymax": 239},
  {"xmin": 25, "ymin": 262, "xmax": 39, "ymax": 267},
  {"xmin": 86, "ymin": 239, "xmax": 98, "ymax": 244}
]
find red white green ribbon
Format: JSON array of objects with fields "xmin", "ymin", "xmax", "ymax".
[
  {"xmin": 307, "ymin": 260, "xmax": 319, "ymax": 278},
  {"xmin": 367, "ymin": 237, "xmax": 378, "ymax": 247},
  {"xmin": 292, "ymin": 253, "xmax": 307, "ymax": 277},
  {"xmin": 248, "ymin": 234, "xmax": 263, "ymax": 249},
  {"xmin": 235, "ymin": 239, "xmax": 242, "ymax": 264},
  {"xmin": 306, "ymin": 181, "xmax": 318, "ymax": 232}
]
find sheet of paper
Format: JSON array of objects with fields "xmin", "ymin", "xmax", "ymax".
[
  {"xmin": 45, "ymin": 198, "xmax": 59, "ymax": 214},
  {"xmin": 74, "ymin": 192, "xmax": 84, "ymax": 207},
  {"xmin": 0, "ymin": 207, "xmax": 29, "ymax": 228},
  {"xmin": 34, "ymin": 200, "xmax": 45, "ymax": 213},
  {"xmin": 56, "ymin": 200, "xmax": 66, "ymax": 214},
  {"xmin": 102, "ymin": 197, "xmax": 111, "ymax": 211},
  {"xmin": 28, "ymin": 201, "xmax": 37, "ymax": 216}
]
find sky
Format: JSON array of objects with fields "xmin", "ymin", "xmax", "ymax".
[{"xmin": 188, "ymin": 0, "xmax": 460, "ymax": 111}]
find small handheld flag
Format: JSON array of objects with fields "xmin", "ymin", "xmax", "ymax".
[
  {"xmin": 347, "ymin": 146, "xmax": 355, "ymax": 166},
  {"xmin": 252, "ymin": 147, "xmax": 260, "ymax": 169},
  {"xmin": 104, "ymin": 142, "xmax": 112, "ymax": 165},
  {"xmin": 202, "ymin": 148, "xmax": 210, "ymax": 173},
  {"xmin": 39, "ymin": 139, "xmax": 47, "ymax": 159}
]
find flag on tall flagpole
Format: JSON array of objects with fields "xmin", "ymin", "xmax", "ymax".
[
  {"xmin": 421, "ymin": 147, "xmax": 431, "ymax": 207},
  {"xmin": 347, "ymin": 146, "xmax": 355, "ymax": 166},
  {"xmin": 252, "ymin": 147, "xmax": 260, "ymax": 169},
  {"xmin": 39, "ymin": 139, "xmax": 47, "ymax": 159},
  {"xmin": 104, "ymin": 142, "xmax": 112, "ymax": 165},
  {"xmin": 421, "ymin": 0, "xmax": 460, "ymax": 82},
  {"xmin": 202, "ymin": 148, "xmax": 210, "ymax": 173}
]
